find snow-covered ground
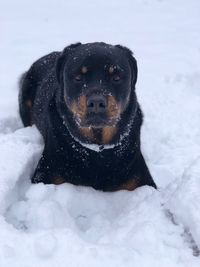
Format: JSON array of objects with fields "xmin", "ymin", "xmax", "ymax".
[{"xmin": 1, "ymin": 0, "xmax": 200, "ymax": 266}]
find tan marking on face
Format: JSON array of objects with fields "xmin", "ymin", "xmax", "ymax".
[
  {"xmin": 70, "ymin": 95, "xmax": 87, "ymax": 120},
  {"xmin": 81, "ymin": 66, "xmax": 88, "ymax": 74},
  {"xmin": 53, "ymin": 176, "xmax": 65, "ymax": 185},
  {"xmin": 79, "ymin": 127, "xmax": 94, "ymax": 140},
  {"xmin": 102, "ymin": 126, "xmax": 117, "ymax": 144},
  {"xmin": 109, "ymin": 66, "xmax": 114, "ymax": 74},
  {"xmin": 77, "ymin": 95, "xmax": 87, "ymax": 119},
  {"xmin": 119, "ymin": 178, "xmax": 139, "ymax": 191},
  {"xmin": 26, "ymin": 100, "xmax": 32, "ymax": 108},
  {"xmin": 107, "ymin": 95, "xmax": 121, "ymax": 119}
]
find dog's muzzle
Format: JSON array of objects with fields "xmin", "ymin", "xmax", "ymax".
[{"xmin": 86, "ymin": 94, "xmax": 107, "ymax": 114}]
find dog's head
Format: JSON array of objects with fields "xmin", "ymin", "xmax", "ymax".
[{"xmin": 56, "ymin": 42, "xmax": 138, "ymax": 144}]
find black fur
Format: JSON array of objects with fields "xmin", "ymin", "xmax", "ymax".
[{"xmin": 19, "ymin": 42, "xmax": 156, "ymax": 191}]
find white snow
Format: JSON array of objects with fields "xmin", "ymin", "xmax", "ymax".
[{"xmin": 0, "ymin": 0, "xmax": 200, "ymax": 266}]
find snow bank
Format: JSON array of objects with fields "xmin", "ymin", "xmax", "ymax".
[
  {"xmin": 168, "ymin": 158, "xmax": 200, "ymax": 249},
  {"xmin": 0, "ymin": 124, "xmax": 199, "ymax": 266},
  {"xmin": 0, "ymin": 123, "xmax": 43, "ymax": 214}
]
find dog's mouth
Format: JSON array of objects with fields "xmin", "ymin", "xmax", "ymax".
[
  {"xmin": 84, "ymin": 113, "xmax": 107, "ymax": 128},
  {"xmin": 75, "ymin": 113, "xmax": 118, "ymax": 129}
]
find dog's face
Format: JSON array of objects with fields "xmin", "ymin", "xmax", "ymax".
[{"xmin": 56, "ymin": 43, "xmax": 138, "ymax": 144}]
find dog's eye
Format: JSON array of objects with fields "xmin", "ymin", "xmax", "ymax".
[
  {"xmin": 112, "ymin": 75, "xmax": 121, "ymax": 82},
  {"xmin": 74, "ymin": 74, "xmax": 83, "ymax": 82}
]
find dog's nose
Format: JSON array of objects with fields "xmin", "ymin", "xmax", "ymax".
[{"xmin": 87, "ymin": 95, "xmax": 107, "ymax": 113}]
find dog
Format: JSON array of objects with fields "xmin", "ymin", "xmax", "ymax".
[{"xmin": 19, "ymin": 42, "xmax": 156, "ymax": 191}]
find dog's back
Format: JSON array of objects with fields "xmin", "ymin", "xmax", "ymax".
[{"xmin": 19, "ymin": 52, "xmax": 60, "ymax": 126}]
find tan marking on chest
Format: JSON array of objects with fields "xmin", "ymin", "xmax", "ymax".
[
  {"xmin": 80, "ymin": 127, "xmax": 94, "ymax": 140},
  {"xmin": 102, "ymin": 126, "xmax": 117, "ymax": 144}
]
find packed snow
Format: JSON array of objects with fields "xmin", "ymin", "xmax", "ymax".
[{"xmin": 0, "ymin": 0, "xmax": 200, "ymax": 266}]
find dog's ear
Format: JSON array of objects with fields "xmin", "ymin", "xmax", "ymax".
[
  {"xmin": 115, "ymin": 45, "xmax": 138, "ymax": 86},
  {"xmin": 56, "ymin": 42, "xmax": 82, "ymax": 84}
]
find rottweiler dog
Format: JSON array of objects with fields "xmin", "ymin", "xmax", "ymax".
[{"xmin": 19, "ymin": 42, "xmax": 156, "ymax": 191}]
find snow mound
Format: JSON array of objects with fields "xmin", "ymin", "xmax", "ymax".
[
  {"xmin": 0, "ymin": 124, "xmax": 43, "ymax": 214},
  {"xmin": 0, "ymin": 123, "xmax": 198, "ymax": 266},
  {"xmin": 168, "ymin": 158, "xmax": 200, "ymax": 249},
  {"xmin": 0, "ymin": 124, "xmax": 198, "ymax": 266}
]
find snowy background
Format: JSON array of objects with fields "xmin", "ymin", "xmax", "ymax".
[{"xmin": 0, "ymin": 0, "xmax": 200, "ymax": 266}]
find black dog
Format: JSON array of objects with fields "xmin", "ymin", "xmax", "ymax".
[{"xmin": 19, "ymin": 42, "xmax": 156, "ymax": 191}]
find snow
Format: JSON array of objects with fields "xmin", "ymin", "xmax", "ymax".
[
  {"xmin": 168, "ymin": 158, "xmax": 200, "ymax": 249},
  {"xmin": 0, "ymin": 0, "xmax": 200, "ymax": 266}
]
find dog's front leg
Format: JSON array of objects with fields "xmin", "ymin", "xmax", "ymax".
[{"xmin": 31, "ymin": 150, "xmax": 53, "ymax": 184}]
